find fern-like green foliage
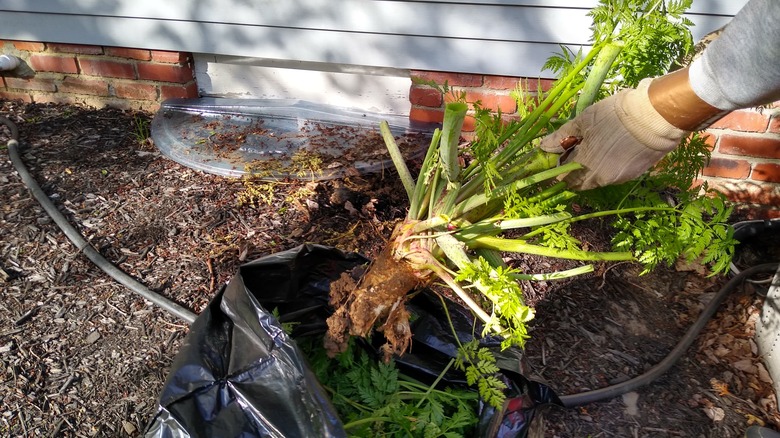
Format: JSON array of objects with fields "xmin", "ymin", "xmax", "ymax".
[
  {"xmin": 302, "ymin": 338, "xmax": 479, "ymax": 437},
  {"xmin": 544, "ymin": 0, "xmax": 694, "ymax": 105},
  {"xmin": 455, "ymin": 258, "xmax": 535, "ymax": 349},
  {"xmin": 470, "ymin": 102, "xmax": 507, "ymax": 192},
  {"xmin": 581, "ymin": 132, "xmax": 735, "ymax": 275},
  {"xmin": 454, "ymin": 340, "xmax": 507, "ymax": 409},
  {"xmin": 590, "ymin": 0, "xmax": 694, "ymax": 87},
  {"xmin": 606, "ymin": 194, "xmax": 736, "ymax": 275},
  {"xmin": 536, "ymin": 1, "xmax": 735, "ymax": 275}
]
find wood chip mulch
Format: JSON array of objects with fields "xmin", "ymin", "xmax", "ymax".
[{"xmin": 1, "ymin": 100, "xmax": 779, "ymax": 437}]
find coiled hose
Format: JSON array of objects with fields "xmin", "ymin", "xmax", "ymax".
[
  {"xmin": 560, "ymin": 262, "xmax": 779, "ymax": 406},
  {"xmin": 2, "ymin": 116, "xmax": 196, "ymax": 324},
  {"xmin": 4, "ymin": 115, "xmax": 776, "ymax": 405}
]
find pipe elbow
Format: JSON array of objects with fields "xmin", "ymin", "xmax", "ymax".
[{"xmin": 0, "ymin": 54, "xmax": 21, "ymax": 71}]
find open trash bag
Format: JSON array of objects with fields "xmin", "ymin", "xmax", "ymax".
[{"xmin": 145, "ymin": 244, "xmax": 561, "ymax": 437}]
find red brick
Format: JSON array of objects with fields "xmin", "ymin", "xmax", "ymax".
[
  {"xmin": 29, "ymin": 54, "xmax": 78, "ymax": 74},
  {"xmin": 701, "ymin": 157, "xmax": 751, "ymax": 179},
  {"xmin": 160, "ymin": 82, "xmax": 199, "ymax": 100},
  {"xmin": 4, "ymin": 77, "xmax": 56, "ymax": 92},
  {"xmin": 696, "ymin": 132, "xmax": 717, "ymax": 151},
  {"xmin": 409, "ymin": 86, "xmax": 443, "ymax": 108},
  {"xmin": 495, "ymin": 77, "xmax": 556, "ymax": 94},
  {"xmin": 150, "ymin": 51, "xmax": 191, "ymax": 64},
  {"xmin": 501, "ymin": 113, "xmax": 521, "ymax": 125},
  {"xmin": 79, "ymin": 59, "xmax": 136, "ymax": 79},
  {"xmin": 0, "ymin": 91, "xmax": 33, "ymax": 103},
  {"xmin": 706, "ymin": 179, "xmax": 780, "ymax": 206},
  {"xmin": 462, "ymin": 91, "xmax": 517, "ymax": 114},
  {"xmin": 411, "ymin": 71, "xmax": 483, "ymax": 88},
  {"xmin": 409, "ymin": 107, "xmax": 444, "ymax": 124},
  {"xmin": 58, "ymin": 77, "xmax": 109, "ymax": 96},
  {"xmin": 32, "ymin": 93, "xmax": 84, "ymax": 106},
  {"xmin": 753, "ymin": 163, "xmax": 780, "ymax": 183},
  {"xmin": 13, "ymin": 41, "xmax": 45, "ymax": 52},
  {"xmin": 137, "ymin": 63, "xmax": 193, "ymax": 83},
  {"xmin": 732, "ymin": 204, "xmax": 780, "ymax": 220},
  {"xmin": 709, "ymin": 110, "xmax": 769, "ymax": 132},
  {"xmin": 462, "ymin": 114, "xmax": 476, "ymax": 132},
  {"xmin": 719, "ymin": 135, "xmax": 780, "ymax": 159},
  {"xmin": 105, "ymin": 47, "xmax": 151, "ymax": 61},
  {"xmin": 769, "ymin": 116, "xmax": 780, "ymax": 134},
  {"xmin": 48, "ymin": 43, "xmax": 103, "ymax": 55},
  {"xmin": 113, "ymin": 82, "xmax": 158, "ymax": 100},
  {"xmin": 483, "ymin": 75, "xmax": 521, "ymax": 90},
  {"xmin": 527, "ymin": 78, "xmax": 555, "ymax": 92}
]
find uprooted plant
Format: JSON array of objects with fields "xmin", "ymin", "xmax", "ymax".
[{"xmin": 324, "ymin": 0, "xmax": 735, "ymax": 405}]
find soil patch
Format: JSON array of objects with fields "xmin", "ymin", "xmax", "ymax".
[{"xmin": 1, "ymin": 101, "xmax": 779, "ymax": 437}]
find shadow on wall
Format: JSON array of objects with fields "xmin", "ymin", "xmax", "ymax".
[
  {"xmin": 705, "ymin": 179, "xmax": 780, "ymax": 218},
  {"xmin": 0, "ymin": 0, "xmax": 663, "ymax": 78},
  {"xmin": 0, "ymin": 0, "xmax": 744, "ymax": 112}
]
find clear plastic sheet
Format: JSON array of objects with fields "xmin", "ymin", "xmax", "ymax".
[
  {"xmin": 151, "ymin": 98, "xmax": 435, "ymax": 179},
  {"xmin": 145, "ymin": 244, "xmax": 561, "ymax": 437}
]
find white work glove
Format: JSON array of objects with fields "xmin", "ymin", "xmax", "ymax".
[{"xmin": 539, "ymin": 79, "xmax": 688, "ymax": 190}]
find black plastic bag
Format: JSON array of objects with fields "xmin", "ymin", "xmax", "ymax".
[{"xmin": 145, "ymin": 244, "xmax": 561, "ymax": 437}]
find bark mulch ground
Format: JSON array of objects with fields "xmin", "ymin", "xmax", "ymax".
[{"xmin": 1, "ymin": 100, "xmax": 778, "ymax": 437}]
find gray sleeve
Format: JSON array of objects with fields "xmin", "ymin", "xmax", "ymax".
[{"xmin": 689, "ymin": 0, "xmax": 780, "ymax": 110}]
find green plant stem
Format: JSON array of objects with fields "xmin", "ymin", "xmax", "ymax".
[
  {"xmin": 452, "ymin": 162, "xmax": 581, "ymax": 219},
  {"xmin": 428, "ymin": 262, "xmax": 495, "ymax": 328},
  {"xmin": 428, "ymin": 167, "xmax": 444, "ymax": 220},
  {"xmin": 509, "ymin": 264, "xmax": 594, "ymax": 281},
  {"xmin": 435, "ymin": 181, "xmax": 462, "ymax": 216},
  {"xmin": 409, "ymin": 128, "xmax": 442, "ymax": 220},
  {"xmin": 410, "ymin": 216, "xmax": 451, "ymax": 234},
  {"xmin": 456, "ymin": 148, "xmax": 538, "ymax": 203},
  {"xmin": 470, "ymin": 236, "xmax": 634, "ymax": 261},
  {"xmin": 452, "ymin": 212, "xmax": 572, "ymax": 241},
  {"xmin": 498, "ymin": 212, "xmax": 573, "ymax": 230},
  {"xmin": 414, "ymin": 359, "xmax": 456, "ymax": 409},
  {"xmin": 436, "ymin": 292, "xmax": 466, "ymax": 351},
  {"xmin": 343, "ymin": 416, "xmax": 394, "ymax": 430},
  {"xmin": 440, "ymin": 102, "xmax": 468, "ymax": 184},
  {"xmin": 380, "ymin": 121, "xmax": 415, "ymax": 201},
  {"xmin": 574, "ymin": 42, "xmax": 623, "ymax": 116},
  {"xmin": 488, "ymin": 42, "xmax": 606, "ymax": 170},
  {"xmin": 323, "ymin": 385, "xmax": 372, "ymax": 413},
  {"xmin": 520, "ymin": 205, "xmax": 686, "ymax": 240}
]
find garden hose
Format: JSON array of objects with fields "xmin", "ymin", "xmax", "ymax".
[
  {"xmin": 559, "ymin": 262, "xmax": 780, "ymax": 407},
  {"xmin": 4, "ymin": 115, "xmax": 777, "ymax": 408},
  {"xmin": 2, "ymin": 116, "xmax": 196, "ymax": 324}
]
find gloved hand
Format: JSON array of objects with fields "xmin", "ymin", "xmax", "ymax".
[{"xmin": 539, "ymin": 79, "xmax": 689, "ymax": 190}]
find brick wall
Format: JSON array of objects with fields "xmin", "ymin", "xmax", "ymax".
[
  {"xmin": 409, "ymin": 70, "xmax": 779, "ymax": 219},
  {"xmin": 698, "ymin": 109, "xmax": 780, "ymax": 219},
  {"xmin": 0, "ymin": 40, "xmax": 198, "ymax": 112}
]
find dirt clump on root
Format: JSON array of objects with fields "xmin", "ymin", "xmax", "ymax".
[{"xmin": 325, "ymin": 226, "xmax": 421, "ymax": 360}]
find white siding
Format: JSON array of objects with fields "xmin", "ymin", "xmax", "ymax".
[
  {"xmin": 0, "ymin": 0, "xmax": 748, "ymax": 112},
  {"xmin": 0, "ymin": 0, "xmax": 744, "ymax": 76}
]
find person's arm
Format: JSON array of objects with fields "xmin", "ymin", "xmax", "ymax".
[
  {"xmin": 539, "ymin": 0, "xmax": 780, "ymax": 190},
  {"xmin": 689, "ymin": 0, "xmax": 780, "ymax": 111}
]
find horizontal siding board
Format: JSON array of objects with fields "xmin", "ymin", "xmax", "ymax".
[
  {"xmin": 0, "ymin": 0, "xmax": 749, "ymax": 17},
  {"xmin": 1, "ymin": 2, "xmax": 593, "ymax": 44},
  {"xmin": 3, "ymin": 12, "xmax": 584, "ymax": 77},
  {"xmin": 0, "ymin": 0, "xmax": 747, "ymax": 44},
  {"xmin": 396, "ymin": 0, "xmax": 749, "ymax": 15},
  {"xmin": 0, "ymin": 1, "xmax": 743, "ymax": 76}
]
